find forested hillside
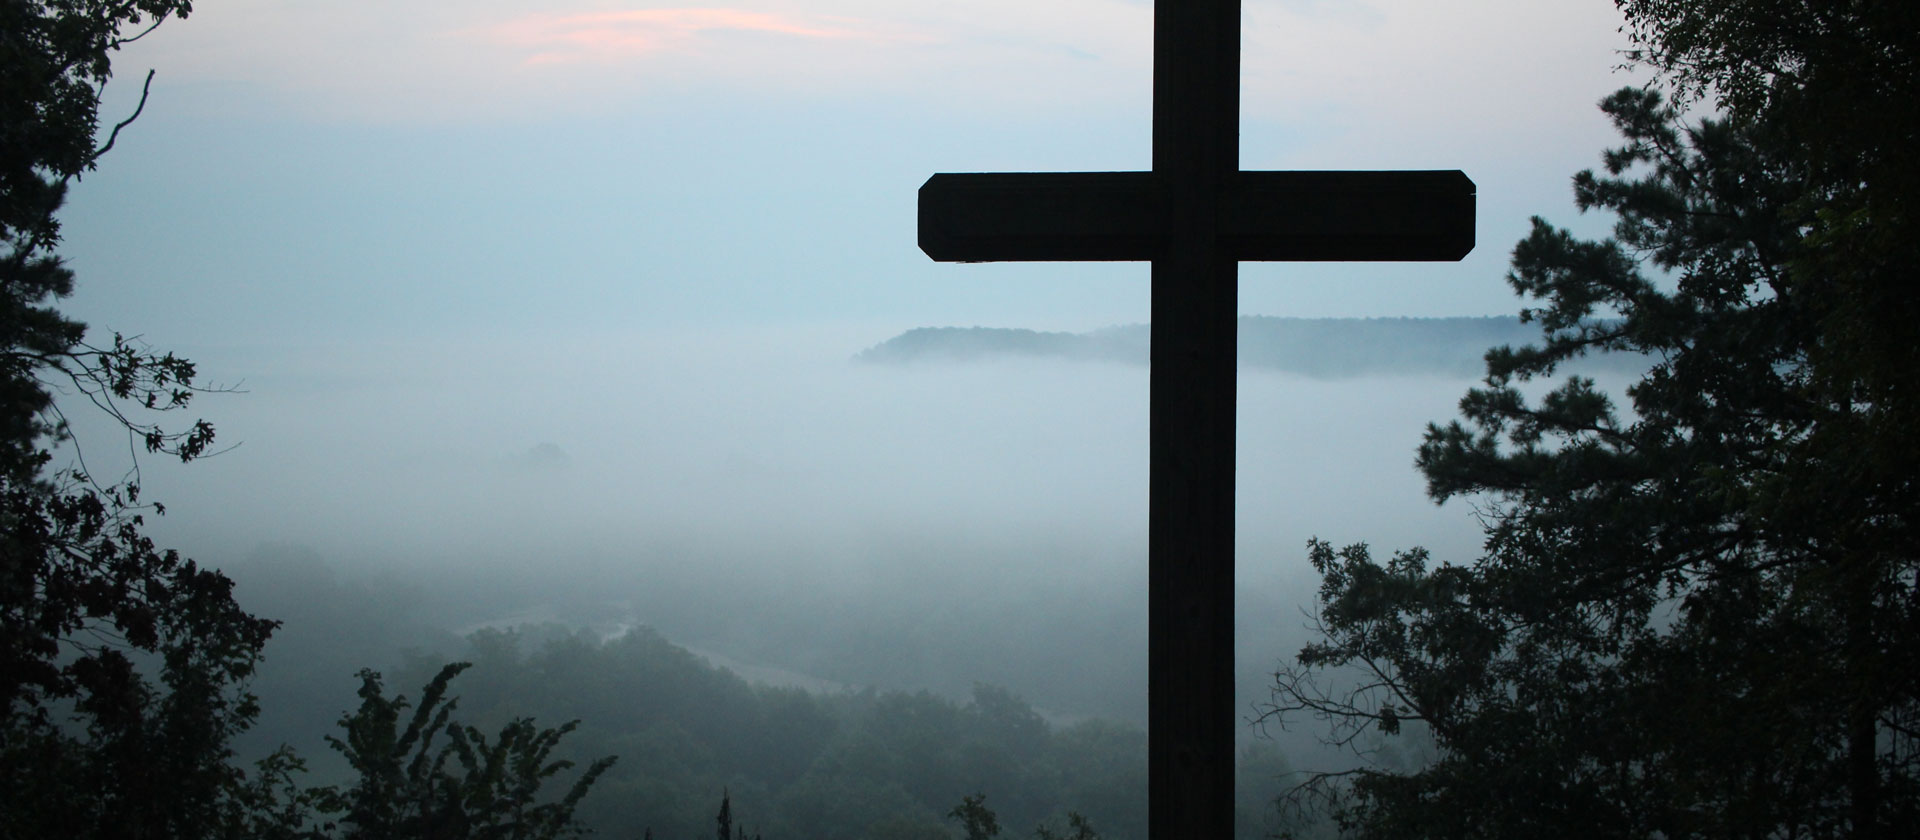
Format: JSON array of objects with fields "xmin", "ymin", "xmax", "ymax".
[
  {"xmin": 387, "ymin": 625, "xmax": 1151, "ymax": 840},
  {"xmin": 209, "ymin": 546, "xmax": 1302, "ymax": 840},
  {"xmin": 242, "ymin": 614, "xmax": 1296, "ymax": 840}
]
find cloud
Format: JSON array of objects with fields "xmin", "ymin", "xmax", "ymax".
[{"xmin": 468, "ymin": 7, "xmax": 920, "ymax": 66}]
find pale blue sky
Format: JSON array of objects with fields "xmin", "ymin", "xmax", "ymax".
[
  {"xmin": 62, "ymin": 0, "xmax": 1639, "ymax": 347},
  {"xmin": 47, "ymin": 1, "xmax": 1646, "ymax": 599}
]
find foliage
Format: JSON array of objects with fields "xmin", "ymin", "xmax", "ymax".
[
  {"xmin": 2, "ymin": 0, "xmax": 208, "ymax": 456},
  {"xmin": 2, "ymin": 0, "xmax": 188, "ymax": 246},
  {"xmin": 0, "ymin": 1, "xmax": 294, "ymax": 837},
  {"xmin": 715, "ymin": 789, "xmax": 763, "ymax": 840},
  {"xmin": 948, "ymin": 794, "xmax": 1000, "ymax": 840},
  {"xmin": 950, "ymin": 794, "xmax": 1102, "ymax": 840},
  {"xmin": 314, "ymin": 662, "xmax": 617, "ymax": 840},
  {"xmin": 1617, "ymin": 0, "xmax": 1920, "ymax": 490},
  {"xmin": 386, "ymin": 625, "xmax": 1160, "ymax": 840},
  {"xmin": 1264, "ymin": 69, "xmax": 1918, "ymax": 840},
  {"xmin": 1616, "ymin": 0, "xmax": 1917, "ymax": 186},
  {"xmin": 1033, "ymin": 812, "xmax": 1099, "ymax": 840}
]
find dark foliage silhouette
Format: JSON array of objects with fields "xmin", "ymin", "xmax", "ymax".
[
  {"xmin": 0, "ymin": 2, "xmax": 292, "ymax": 836},
  {"xmin": 313, "ymin": 662, "xmax": 616, "ymax": 839},
  {"xmin": 1266, "ymin": 8, "xmax": 1919, "ymax": 830}
]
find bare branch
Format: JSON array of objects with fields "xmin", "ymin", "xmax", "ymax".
[{"xmin": 89, "ymin": 69, "xmax": 156, "ymax": 168}]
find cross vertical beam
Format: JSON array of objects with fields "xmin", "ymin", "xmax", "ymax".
[
  {"xmin": 915, "ymin": 4, "xmax": 1473, "ymax": 838},
  {"xmin": 1150, "ymin": 3, "xmax": 1239, "ymax": 840}
]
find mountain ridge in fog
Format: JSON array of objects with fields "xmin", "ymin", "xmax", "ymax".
[{"xmin": 857, "ymin": 316, "xmax": 1553, "ymax": 379}]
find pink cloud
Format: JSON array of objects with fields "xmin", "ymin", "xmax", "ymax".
[{"xmin": 471, "ymin": 7, "xmax": 913, "ymax": 65}]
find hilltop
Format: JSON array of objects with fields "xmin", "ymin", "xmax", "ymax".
[{"xmin": 856, "ymin": 316, "xmax": 1567, "ymax": 379}]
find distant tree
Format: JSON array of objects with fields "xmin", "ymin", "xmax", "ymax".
[
  {"xmin": 1264, "ymin": 75, "xmax": 1918, "ymax": 838},
  {"xmin": 1, "ymin": 1, "xmax": 287, "ymax": 837},
  {"xmin": 315, "ymin": 662, "xmax": 617, "ymax": 839},
  {"xmin": 951, "ymin": 795, "xmax": 1104, "ymax": 840},
  {"xmin": 1033, "ymin": 813, "xmax": 1099, "ymax": 840},
  {"xmin": 948, "ymin": 794, "xmax": 1000, "ymax": 840},
  {"xmin": 714, "ymin": 789, "xmax": 761, "ymax": 840}
]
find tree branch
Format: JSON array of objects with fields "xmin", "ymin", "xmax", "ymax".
[{"xmin": 90, "ymin": 69, "xmax": 156, "ymax": 169}]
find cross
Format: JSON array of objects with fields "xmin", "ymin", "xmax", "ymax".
[{"xmin": 917, "ymin": 3, "xmax": 1473, "ymax": 838}]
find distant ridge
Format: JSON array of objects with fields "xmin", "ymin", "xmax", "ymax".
[{"xmin": 856, "ymin": 316, "xmax": 1595, "ymax": 379}]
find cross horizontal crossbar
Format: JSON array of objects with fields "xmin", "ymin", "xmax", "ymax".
[{"xmin": 919, "ymin": 170, "xmax": 1475, "ymax": 263}]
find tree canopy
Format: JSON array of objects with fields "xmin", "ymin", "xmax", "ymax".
[
  {"xmin": 1266, "ymin": 5, "xmax": 1917, "ymax": 837},
  {"xmin": 311, "ymin": 662, "xmax": 617, "ymax": 840},
  {"xmin": 0, "ymin": 2, "xmax": 293, "ymax": 836}
]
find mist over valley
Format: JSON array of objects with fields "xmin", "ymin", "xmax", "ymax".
[
  {"xmin": 18, "ymin": 0, "xmax": 1891, "ymax": 834},
  {"xmin": 68, "ymin": 316, "xmax": 1560, "ymax": 837},
  {"xmin": 137, "ymin": 325, "xmax": 1499, "ymax": 689}
]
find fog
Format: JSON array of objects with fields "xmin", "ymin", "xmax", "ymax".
[
  {"xmin": 68, "ymin": 323, "xmax": 1484, "ymax": 744},
  {"xmin": 22, "ymin": 2, "xmax": 1668, "ymax": 834}
]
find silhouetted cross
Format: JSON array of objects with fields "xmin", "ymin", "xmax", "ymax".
[{"xmin": 917, "ymin": 3, "xmax": 1473, "ymax": 837}]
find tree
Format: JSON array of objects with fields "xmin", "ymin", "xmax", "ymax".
[
  {"xmin": 1616, "ymin": 0, "xmax": 1920, "ymax": 524},
  {"xmin": 1615, "ymin": 0, "xmax": 1918, "ymax": 196},
  {"xmin": 315, "ymin": 662, "xmax": 617, "ymax": 840},
  {"xmin": 1, "ymin": 2, "xmax": 287, "ymax": 837},
  {"xmin": 1033, "ymin": 813, "xmax": 1100, "ymax": 840},
  {"xmin": 1263, "ymin": 76, "xmax": 1917, "ymax": 838},
  {"xmin": 949, "ymin": 794, "xmax": 1103, "ymax": 840},
  {"xmin": 948, "ymin": 793, "xmax": 1001, "ymax": 840}
]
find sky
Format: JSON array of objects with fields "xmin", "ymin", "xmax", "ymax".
[
  {"xmin": 63, "ymin": 0, "xmax": 1641, "ymax": 343},
  {"xmin": 48, "ymin": 0, "xmax": 1648, "ymax": 705}
]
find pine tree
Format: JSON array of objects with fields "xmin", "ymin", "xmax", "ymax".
[{"xmin": 1266, "ymin": 81, "xmax": 1918, "ymax": 837}]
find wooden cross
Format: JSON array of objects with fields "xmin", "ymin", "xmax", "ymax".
[{"xmin": 917, "ymin": 2, "xmax": 1472, "ymax": 837}]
